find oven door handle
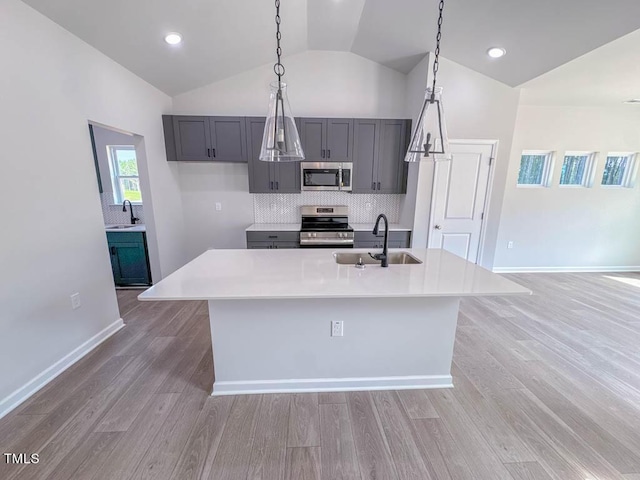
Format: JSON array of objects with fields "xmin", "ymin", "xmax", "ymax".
[{"xmin": 300, "ymin": 238, "xmax": 355, "ymax": 245}]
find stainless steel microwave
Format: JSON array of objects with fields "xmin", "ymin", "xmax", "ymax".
[{"xmin": 300, "ymin": 162, "xmax": 352, "ymax": 192}]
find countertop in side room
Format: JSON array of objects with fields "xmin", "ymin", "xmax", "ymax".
[
  {"xmin": 105, "ymin": 224, "xmax": 146, "ymax": 232},
  {"xmin": 138, "ymin": 248, "xmax": 531, "ymax": 301}
]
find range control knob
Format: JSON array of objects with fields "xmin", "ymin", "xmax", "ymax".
[{"xmin": 312, "ymin": 232, "xmax": 317, "ymax": 238}]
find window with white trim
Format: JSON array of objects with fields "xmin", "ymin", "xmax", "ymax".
[
  {"xmin": 517, "ymin": 150, "xmax": 553, "ymax": 186},
  {"xmin": 108, "ymin": 145, "xmax": 142, "ymax": 203},
  {"xmin": 559, "ymin": 151, "xmax": 596, "ymax": 187},
  {"xmin": 601, "ymin": 153, "xmax": 637, "ymax": 187}
]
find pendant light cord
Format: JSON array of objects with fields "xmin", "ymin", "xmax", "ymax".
[
  {"xmin": 430, "ymin": 0, "xmax": 444, "ymax": 102},
  {"xmin": 274, "ymin": 0, "xmax": 285, "ymax": 90}
]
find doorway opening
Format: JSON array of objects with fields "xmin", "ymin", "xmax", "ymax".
[{"xmin": 88, "ymin": 122, "xmax": 155, "ymax": 290}]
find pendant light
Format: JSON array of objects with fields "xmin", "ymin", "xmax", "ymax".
[
  {"xmin": 259, "ymin": 0, "xmax": 305, "ymax": 162},
  {"xmin": 405, "ymin": 0, "xmax": 451, "ymax": 162}
]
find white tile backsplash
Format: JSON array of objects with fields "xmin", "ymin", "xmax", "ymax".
[
  {"xmin": 101, "ymin": 193, "xmax": 145, "ymax": 225},
  {"xmin": 254, "ymin": 192, "xmax": 401, "ymax": 224}
]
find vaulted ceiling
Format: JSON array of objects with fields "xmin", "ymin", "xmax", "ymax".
[{"xmin": 21, "ymin": 0, "xmax": 640, "ymax": 96}]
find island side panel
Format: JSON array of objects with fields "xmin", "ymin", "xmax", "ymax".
[{"xmin": 207, "ymin": 296, "xmax": 460, "ymax": 395}]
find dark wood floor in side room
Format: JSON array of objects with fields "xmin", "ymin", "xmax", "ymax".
[{"xmin": 2, "ymin": 273, "xmax": 640, "ymax": 479}]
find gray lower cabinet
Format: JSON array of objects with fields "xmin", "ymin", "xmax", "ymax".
[
  {"xmin": 106, "ymin": 231, "xmax": 151, "ymax": 286},
  {"xmin": 246, "ymin": 117, "xmax": 300, "ymax": 193},
  {"xmin": 354, "ymin": 231, "xmax": 411, "ymax": 249},
  {"xmin": 163, "ymin": 115, "xmax": 247, "ymax": 162},
  {"xmin": 246, "ymin": 231, "xmax": 300, "ymax": 249},
  {"xmin": 352, "ymin": 119, "xmax": 410, "ymax": 194},
  {"xmin": 299, "ymin": 118, "xmax": 353, "ymax": 162}
]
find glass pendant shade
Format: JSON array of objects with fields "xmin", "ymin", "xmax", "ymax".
[
  {"xmin": 405, "ymin": 86, "xmax": 451, "ymax": 162},
  {"xmin": 259, "ymin": 82, "xmax": 305, "ymax": 162}
]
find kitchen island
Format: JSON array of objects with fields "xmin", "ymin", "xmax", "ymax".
[{"xmin": 139, "ymin": 248, "xmax": 530, "ymax": 395}]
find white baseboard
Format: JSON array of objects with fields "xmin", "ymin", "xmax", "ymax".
[
  {"xmin": 493, "ymin": 266, "xmax": 640, "ymax": 273},
  {"xmin": 211, "ymin": 375, "xmax": 453, "ymax": 396},
  {"xmin": 0, "ymin": 319, "xmax": 125, "ymax": 419}
]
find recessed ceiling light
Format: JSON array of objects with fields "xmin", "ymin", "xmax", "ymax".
[
  {"xmin": 623, "ymin": 99, "xmax": 640, "ymax": 104},
  {"xmin": 487, "ymin": 47, "xmax": 506, "ymax": 59},
  {"xmin": 164, "ymin": 33, "xmax": 182, "ymax": 45}
]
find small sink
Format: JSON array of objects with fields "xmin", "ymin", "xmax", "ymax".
[
  {"xmin": 334, "ymin": 251, "xmax": 422, "ymax": 266},
  {"xmin": 106, "ymin": 225, "xmax": 135, "ymax": 230}
]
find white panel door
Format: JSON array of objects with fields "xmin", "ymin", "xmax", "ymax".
[{"xmin": 428, "ymin": 142, "xmax": 493, "ymax": 263}]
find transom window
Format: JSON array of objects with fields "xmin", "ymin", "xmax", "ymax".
[
  {"xmin": 517, "ymin": 151, "xmax": 553, "ymax": 187},
  {"xmin": 602, "ymin": 153, "xmax": 636, "ymax": 187},
  {"xmin": 108, "ymin": 146, "xmax": 142, "ymax": 203},
  {"xmin": 559, "ymin": 152, "xmax": 596, "ymax": 187}
]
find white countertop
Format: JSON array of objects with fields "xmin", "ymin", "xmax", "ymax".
[
  {"xmin": 105, "ymin": 224, "xmax": 146, "ymax": 232},
  {"xmin": 246, "ymin": 223, "xmax": 411, "ymax": 232},
  {"xmin": 350, "ymin": 223, "xmax": 411, "ymax": 232},
  {"xmin": 246, "ymin": 224, "xmax": 300, "ymax": 232},
  {"xmin": 139, "ymin": 248, "xmax": 530, "ymax": 301}
]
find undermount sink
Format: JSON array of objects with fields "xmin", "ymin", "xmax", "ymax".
[
  {"xmin": 334, "ymin": 251, "xmax": 423, "ymax": 266},
  {"xmin": 106, "ymin": 224, "xmax": 135, "ymax": 230}
]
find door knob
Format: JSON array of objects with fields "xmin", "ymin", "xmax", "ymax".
[{"xmin": 434, "ymin": 224, "xmax": 442, "ymax": 230}]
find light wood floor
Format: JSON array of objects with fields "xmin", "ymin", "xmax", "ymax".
[{"xmin": 2, "ymin": 272, "xmax": 640, "ymax": 480}]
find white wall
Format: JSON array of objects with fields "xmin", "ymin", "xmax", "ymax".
[
  {"xmin": 0, "ymin": 0, "xmax": 185, "ymax": 413},
  {"xmin": 494, "ymin": 105, "xmax": 640, "ymax": 270},
  {"xmin": 400, "ymin": 55, "xmax": 430, "ymax": 232},
  {"xmin": 172, "ymin": 51, "xmax": 408, "ymax": 259},
  {"xmin": 404, "ymin": 57, "xmax": 521, "ymax": 269}
]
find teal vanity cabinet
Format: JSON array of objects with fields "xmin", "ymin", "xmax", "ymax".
[{"xmin": 106, "ymin": 231, "xmax": 151, "ymax": 286}]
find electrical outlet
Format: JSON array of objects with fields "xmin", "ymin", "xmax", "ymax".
[
  {"xmin": 70, "ymin": 293, "xmax": 81, "ymax": 310},
  {"xmin": 215, "ymin": 202, "xmax": 222, "ymax": 211},
  {"xmin": 507, "ymin": 241, "xmax": 514, "ymax": 249},
  {"xmin": 331, "ymin": 320, "xmax": 344, "ymax": 337},
  {"xmin": 365, "ymin": 202, "xmax": 372, "ymax": 210}
]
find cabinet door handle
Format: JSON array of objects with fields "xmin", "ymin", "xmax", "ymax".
[
  {"xmin": 372, "ymin": 182, "xmax": 376, "ymax": 190},
  {"xmin": 275, "ymin": 181, "xmax": 279, "ymax": 190},
  {"xmin": 321, "ymin": 149, "xmax": 325, "ymax": 158},
  {"xmin": 110, "ymin": 246, "xmax": 116, "ymax": 255},
  {"xmin": 377, "ymin": 182, "xmax": 381, "ymax": 190},
  {"xmin": 327, "ymin": 149, "xmax": 331, "ymax": 159},
  {"xmin": 212, "ymin": 148, "xmax": 216, "ymax": 158},
  {"xmin": 207, "ymin": 148, "xmax": 211, "ymax": 157},
  {"xmin": 270, "ymin": 181, "xmax": 274, "ymax": 190},
  {"xmin": 268, "ymin": 235, "xmax": 278, "ymax": 239}
]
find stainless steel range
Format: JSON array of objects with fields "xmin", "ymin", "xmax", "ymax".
[{"xmin": 299, "ymin": 205, "xmax": 354, "ymax": 248}]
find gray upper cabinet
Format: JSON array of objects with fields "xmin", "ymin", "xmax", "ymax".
[
  {"xmin": 352, "ymin": 119, "xmax": 379, "ymax": 193},
  {"xmin": 164, "ymin": 115, "xmax": 247, "ymax": 162},
  {"xmin": 352, "ymin": 119, "xmax": 410, "ymax": 194},
  {"xmin": 377, "ymin": 120, "xmax": 409, "ymax": 193},
  {"xmin": 172, "ymin": 116, "xmax": 211, "ymax": 161},
  {"xmin": 246, "ymin": 117, "xmax": 300, "ymax": 194},
  {"xmin": 209, "ymin": 116, "xmax": 246, "ymax": 162},
  {"xmin": 299, "ymin": 118, "xmax": 353, "ymax": 162},
  {"xmin": 299, "ymin": 118, "xmax": 326, "ymax": 160},
  {"xmin": 326, "ymin": 119, "xmax": 353, "ymax": 161},
  {"xmin": 274, "ymin": 161, "xmax": 301, "ymax": 193},
  {"xmin": 246, "ymin": 117, "xmax": 272, "ymax": 192}
]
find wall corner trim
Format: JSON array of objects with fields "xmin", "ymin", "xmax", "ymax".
[
  {"xmin": 0, "ymin": 319, "xmax": 125, "ymax": 419},
  {"xmin": 492, "ymin": 266, "xmax": 640, "ymax": 273}
]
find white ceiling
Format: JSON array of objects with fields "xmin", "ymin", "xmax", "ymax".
[{"xmin": 21, "ymin": 0, "xmax": 640, "ymax": 96}]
